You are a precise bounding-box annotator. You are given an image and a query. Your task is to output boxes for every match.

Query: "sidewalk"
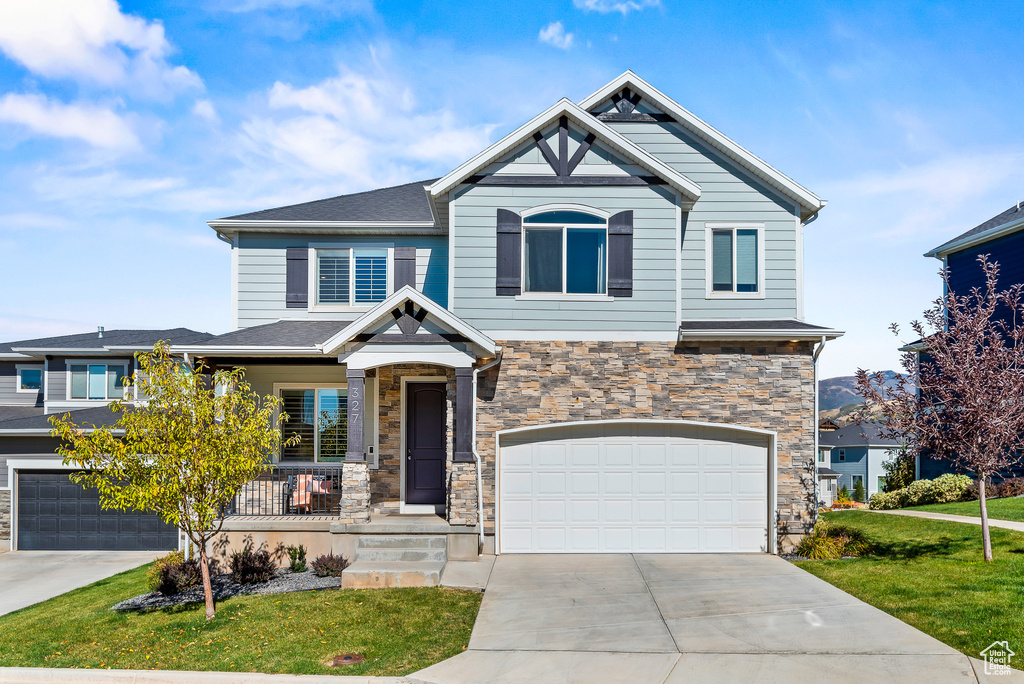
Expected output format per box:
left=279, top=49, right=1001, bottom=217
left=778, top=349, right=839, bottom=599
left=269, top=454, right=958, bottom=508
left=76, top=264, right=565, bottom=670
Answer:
left=868, top=508, right=1024, bottom=533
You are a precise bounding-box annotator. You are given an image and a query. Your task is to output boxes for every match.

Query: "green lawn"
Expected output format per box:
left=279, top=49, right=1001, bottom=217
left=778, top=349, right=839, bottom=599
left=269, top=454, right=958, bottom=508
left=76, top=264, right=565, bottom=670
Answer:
left=795, top=511, right=1024, bottom=658
left=0, top=565, right=481, bottom=676
left=907, top=496, right=1024, bottom=522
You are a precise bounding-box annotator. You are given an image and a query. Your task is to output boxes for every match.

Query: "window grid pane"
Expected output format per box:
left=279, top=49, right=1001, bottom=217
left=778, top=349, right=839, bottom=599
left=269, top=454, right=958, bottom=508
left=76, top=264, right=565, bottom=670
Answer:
left=106, top=366, right=126, bottom=398
left=524, top=228, right=564, bottom=293
left=524, top=210, right=604, bottom=225
left=70, top=365, right=87, bottom=399
left=566, top=228, right=606, bottom=294
left=317, top=249, right=350, bottom=305
left=19, top=368, right=42, bottom=390
left=353, top=249, right=388, bottom=303
left=87, top=365, right=106, bottom=400
left=712, top=230, right=733, bottom=291
left=316, top=389, right=348, bottom=462
left=280, top=390, right=316, bottom=461
left=736, top=229, right=758, bottom=292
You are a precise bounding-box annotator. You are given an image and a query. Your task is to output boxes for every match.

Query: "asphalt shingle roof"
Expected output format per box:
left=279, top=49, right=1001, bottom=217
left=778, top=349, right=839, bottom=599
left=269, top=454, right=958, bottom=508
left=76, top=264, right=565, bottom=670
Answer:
left=818, top=421, right=901, bottom=448
left=219, top=179, right=440, bottom=223
left=0, top=405, right=122, bottom=431
left=0, top=328, right=213, bottom=353
left=187, top=320, right=350, bottom=348
left=929, top=202, right=1024, bottom=255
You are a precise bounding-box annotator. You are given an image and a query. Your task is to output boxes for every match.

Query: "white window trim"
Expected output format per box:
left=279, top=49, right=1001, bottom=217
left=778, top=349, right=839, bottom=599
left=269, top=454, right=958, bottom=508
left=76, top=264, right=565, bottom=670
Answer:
left=521, top=213, right=610, bottom=297
left=704, top=222, right=766, bottom=300
left=65, top=359, right=130, bottom=401
left=274, top=382, right=347, bottom=464
left=15, top=364, right=43, bottom=394
left=307, top=242, right=394, bottom=313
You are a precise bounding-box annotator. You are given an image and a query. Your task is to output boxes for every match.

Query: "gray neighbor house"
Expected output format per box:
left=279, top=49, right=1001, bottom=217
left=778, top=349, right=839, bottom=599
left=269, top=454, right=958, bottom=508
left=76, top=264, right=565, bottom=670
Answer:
left=0, top=72, right=841, bottom=580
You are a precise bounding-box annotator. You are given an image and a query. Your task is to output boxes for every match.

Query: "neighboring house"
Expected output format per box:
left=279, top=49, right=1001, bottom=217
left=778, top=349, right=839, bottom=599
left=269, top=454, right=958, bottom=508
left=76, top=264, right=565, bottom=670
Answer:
left=818, top=422, right=899, bottom=500
left=0, top=72, right=842, bottom=566
left=914, top=202, right=1024, bottom=482
left=0, top=328, right=213, bottom=551
left=818, top=418, right=841, bottom=432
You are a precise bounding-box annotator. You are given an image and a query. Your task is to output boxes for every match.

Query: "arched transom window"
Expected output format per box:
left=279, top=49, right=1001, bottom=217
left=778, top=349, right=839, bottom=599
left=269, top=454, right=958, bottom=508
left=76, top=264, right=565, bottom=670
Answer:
left=522, top=210, right=607, bottom=295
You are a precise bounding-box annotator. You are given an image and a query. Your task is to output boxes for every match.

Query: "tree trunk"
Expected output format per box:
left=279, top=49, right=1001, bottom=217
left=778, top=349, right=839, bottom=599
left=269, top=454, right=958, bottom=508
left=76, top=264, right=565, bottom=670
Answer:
left=198, top=540, right=216, bottom=620
left=979, top=476, right=994, bottom=562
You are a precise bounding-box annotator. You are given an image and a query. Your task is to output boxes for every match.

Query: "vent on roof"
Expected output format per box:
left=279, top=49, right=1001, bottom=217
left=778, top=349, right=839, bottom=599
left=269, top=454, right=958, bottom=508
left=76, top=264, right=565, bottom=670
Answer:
left=97, top=326, right=104, bottom=339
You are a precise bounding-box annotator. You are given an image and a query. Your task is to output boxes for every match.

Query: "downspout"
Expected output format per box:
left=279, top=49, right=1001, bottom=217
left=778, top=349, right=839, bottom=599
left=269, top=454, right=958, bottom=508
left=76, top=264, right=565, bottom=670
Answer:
left=812, top=335, right=828, bottom=520
left=471, top=349, right=503, bottom=550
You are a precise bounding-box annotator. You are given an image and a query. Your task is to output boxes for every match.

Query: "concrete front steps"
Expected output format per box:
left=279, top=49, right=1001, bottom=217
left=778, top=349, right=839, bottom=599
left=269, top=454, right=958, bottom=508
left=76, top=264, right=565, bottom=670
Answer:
left=341, top=534, right=447, bottom=589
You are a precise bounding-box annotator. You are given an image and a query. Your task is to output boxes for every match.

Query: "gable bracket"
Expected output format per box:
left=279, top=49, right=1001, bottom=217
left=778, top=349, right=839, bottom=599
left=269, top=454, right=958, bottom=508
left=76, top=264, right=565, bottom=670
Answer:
left=566, top=132, right=597, bottom=175
left=532, top=131, right=560, bottom=175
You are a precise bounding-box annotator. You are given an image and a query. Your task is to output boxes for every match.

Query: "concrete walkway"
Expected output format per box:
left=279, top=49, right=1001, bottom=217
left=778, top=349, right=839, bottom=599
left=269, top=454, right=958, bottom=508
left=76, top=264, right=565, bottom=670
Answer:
left=870, top=508, right=1024, bottom=532
left=0, top=550, right=160, bottom=616
left=412, top=554, right=1018, bottom=683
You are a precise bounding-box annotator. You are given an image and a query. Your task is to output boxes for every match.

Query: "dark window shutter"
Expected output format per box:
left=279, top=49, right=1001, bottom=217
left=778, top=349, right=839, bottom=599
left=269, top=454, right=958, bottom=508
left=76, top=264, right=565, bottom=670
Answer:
left=495, top=209, right=522, bottom=296
left=608, top=210, right=633, bottom=297
left=286, top=247, right=308, bottom=308
left=394, top=246, right=417, bottom=291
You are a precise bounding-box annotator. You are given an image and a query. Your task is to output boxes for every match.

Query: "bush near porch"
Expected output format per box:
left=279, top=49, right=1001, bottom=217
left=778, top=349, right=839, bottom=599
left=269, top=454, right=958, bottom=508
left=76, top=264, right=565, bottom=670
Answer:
left=0, top=563, right=481, bottom=676
left=795, top=510, right=1024, bottom=659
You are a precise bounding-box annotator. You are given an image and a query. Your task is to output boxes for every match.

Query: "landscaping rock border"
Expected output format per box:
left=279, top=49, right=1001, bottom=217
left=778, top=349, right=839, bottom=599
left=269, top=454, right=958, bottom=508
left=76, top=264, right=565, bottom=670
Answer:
left=112, top=569, right=342, bottom=612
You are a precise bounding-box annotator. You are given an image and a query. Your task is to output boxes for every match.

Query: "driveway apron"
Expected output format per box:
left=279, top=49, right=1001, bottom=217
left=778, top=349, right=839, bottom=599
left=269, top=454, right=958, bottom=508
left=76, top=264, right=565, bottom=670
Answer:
left=413, top=554, right=987, bottom=684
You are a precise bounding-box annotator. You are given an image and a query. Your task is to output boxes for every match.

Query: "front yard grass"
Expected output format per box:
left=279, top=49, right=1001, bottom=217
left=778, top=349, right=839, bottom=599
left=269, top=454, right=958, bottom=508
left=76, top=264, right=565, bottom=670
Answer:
left=0, top=564, right=481, bottom=676
left=906, top=496, right=1024, bottom=522
left=795, top=511, right=1024, bottom=658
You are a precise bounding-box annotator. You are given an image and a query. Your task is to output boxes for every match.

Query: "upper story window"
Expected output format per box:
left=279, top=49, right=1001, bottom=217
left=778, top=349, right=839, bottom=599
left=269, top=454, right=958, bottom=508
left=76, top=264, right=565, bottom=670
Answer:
left=522, top=211, right=607, bottom=295
left=315, top=247, right=389, bottom=307
left=706, top=223, right=763, bottom=298
left=838, top=449, right=846, bottom=461
left=16, top=365, right=42, bottom=393
left=69, top=363, right=128, bottom=400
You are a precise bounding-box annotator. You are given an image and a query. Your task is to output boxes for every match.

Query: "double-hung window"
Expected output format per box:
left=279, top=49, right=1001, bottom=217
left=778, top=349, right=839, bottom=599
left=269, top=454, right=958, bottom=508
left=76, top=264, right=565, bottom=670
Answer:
left=707, top=223, right=762, bottom=296
left=16, top=365, right=42, bottom=393
left=280, top=388, right=348, bottom=462
left=315, top=247, right=389, bottom=307
left=69, top=363, right=127, bottom=400
left=523, top=211, right=607, bottom=295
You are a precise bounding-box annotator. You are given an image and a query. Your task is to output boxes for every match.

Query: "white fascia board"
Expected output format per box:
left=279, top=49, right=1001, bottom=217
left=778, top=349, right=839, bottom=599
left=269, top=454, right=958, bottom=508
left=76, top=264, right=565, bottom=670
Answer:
left=322, top=285, right=499, bottom=356
left=427, top=98, right=701, bottom=202
left=0, top=353, right=35, bottom=360
left=10, top=347, right=110, bottom=354
left=679, top=328, right=844, bottom=341
left=169, top=345, right=325, bottom=356
left=578, top=71, right=825, bottom=219
left=924, top=214, right=1024, bottom=259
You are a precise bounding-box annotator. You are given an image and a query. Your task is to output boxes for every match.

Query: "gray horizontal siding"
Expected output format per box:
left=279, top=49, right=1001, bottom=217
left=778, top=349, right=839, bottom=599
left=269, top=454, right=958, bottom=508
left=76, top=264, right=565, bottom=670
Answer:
left=609, top=119, right=800, bottom=320
left=451, top=184, right=679, bottom=332
left=0, top=362, right=42, bottom=406
left=47, top=358, right=66, bottom=403
left=0, top=437, right=63, bottom=488
left=236, top=234, right=449, bottom=328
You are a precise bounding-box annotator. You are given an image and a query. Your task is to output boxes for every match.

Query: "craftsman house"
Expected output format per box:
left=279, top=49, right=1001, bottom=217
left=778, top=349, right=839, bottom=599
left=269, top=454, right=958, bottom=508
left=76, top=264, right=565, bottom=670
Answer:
left=0, top=72, right=840, bottom=582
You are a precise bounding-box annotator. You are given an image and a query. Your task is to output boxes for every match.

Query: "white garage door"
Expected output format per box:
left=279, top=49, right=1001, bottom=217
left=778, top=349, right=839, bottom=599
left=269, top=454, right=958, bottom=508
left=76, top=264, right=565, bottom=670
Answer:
left=498, top=422, right=771, bottom=554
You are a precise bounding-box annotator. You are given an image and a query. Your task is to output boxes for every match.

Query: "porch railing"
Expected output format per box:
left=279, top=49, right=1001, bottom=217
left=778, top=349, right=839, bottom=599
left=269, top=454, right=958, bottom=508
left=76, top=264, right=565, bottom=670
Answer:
left=227, top=464, right=347, bottom=516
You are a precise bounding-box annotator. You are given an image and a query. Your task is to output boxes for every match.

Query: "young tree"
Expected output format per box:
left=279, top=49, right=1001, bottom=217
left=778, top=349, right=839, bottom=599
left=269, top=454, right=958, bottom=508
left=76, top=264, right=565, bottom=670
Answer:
left=50, top=342, right=293, bottom=619
left=856, top=256, right=1024, bottom=561
left=852, top=478, right=865, bottom=503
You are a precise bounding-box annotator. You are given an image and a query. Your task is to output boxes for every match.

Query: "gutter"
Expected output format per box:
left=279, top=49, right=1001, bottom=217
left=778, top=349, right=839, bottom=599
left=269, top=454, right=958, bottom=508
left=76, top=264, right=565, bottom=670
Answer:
left=471, top=349, right=503, bottom=550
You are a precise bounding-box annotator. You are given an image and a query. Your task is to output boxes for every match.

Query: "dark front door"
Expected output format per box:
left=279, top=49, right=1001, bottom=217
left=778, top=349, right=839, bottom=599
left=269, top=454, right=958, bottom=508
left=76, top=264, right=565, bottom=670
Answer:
left=406, top=382, right=447, bottom=505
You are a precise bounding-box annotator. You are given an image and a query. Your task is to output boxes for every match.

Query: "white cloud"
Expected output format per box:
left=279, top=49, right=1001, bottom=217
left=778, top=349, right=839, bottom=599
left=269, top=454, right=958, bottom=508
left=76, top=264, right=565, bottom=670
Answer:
left=239, top=67, right=495, bottom=186
left=0, top=0, right=202, bottom=99
left=192, top=99, right=219, bottom=124
left=538, top=22, right=574, bottom=50
left=226, top=0, right=372, bottom=11
left=0, top=93, right=139, bottom=150
left=572, top=0, right=659, bottom=15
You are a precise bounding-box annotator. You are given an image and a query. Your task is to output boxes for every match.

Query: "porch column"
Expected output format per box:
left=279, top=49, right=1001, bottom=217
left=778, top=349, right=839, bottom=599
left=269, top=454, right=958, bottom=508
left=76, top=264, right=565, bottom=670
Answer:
left=346, top=368, right=365, bottom=462
left=454, top=367, right=473, bottom=463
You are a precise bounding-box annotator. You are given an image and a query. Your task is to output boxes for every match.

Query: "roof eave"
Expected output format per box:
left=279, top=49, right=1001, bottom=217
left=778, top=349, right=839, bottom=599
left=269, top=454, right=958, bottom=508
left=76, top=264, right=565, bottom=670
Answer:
left=678, top=328, right=844, bottom=341
left=924, top=214, right=1024, bottom=259
left=578, top=71, right=825, bottom=217
left=208, top=220, right=440, bottom=238
left=171, top=346, right=326, bottom=357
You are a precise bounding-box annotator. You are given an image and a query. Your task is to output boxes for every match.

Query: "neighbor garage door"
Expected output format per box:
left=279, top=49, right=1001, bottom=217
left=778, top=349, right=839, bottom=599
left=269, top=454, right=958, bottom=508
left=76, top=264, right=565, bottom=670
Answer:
left=17, top=471, right=179, bottom=551
left=498, top=422, right=771, bottom=554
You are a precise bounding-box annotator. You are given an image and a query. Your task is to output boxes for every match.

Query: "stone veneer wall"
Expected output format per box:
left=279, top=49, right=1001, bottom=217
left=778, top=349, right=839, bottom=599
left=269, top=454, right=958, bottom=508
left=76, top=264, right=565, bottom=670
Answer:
left=0, top=489, right=9, bottom=542
left=474, top=340, right=817, bottom=552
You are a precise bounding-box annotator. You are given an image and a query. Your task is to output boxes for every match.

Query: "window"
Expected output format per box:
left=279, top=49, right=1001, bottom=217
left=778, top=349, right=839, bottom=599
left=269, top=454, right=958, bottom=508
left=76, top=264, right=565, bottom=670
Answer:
left=523, top=211, right=607, bottom=295
left=280, top=388, right=348, bottom=462
left=817, top=451, right=825, bottom=463
left=16, top=365, right=42, bottom=393
left=315, top=247, right=389, bottom=306
left=707, top=223, right=762, bottom=296
left=838, top=449, right=846, bottom=462
left=69, top=363, right=127, bottom=400
left=878, top=476, right=886, bottom=492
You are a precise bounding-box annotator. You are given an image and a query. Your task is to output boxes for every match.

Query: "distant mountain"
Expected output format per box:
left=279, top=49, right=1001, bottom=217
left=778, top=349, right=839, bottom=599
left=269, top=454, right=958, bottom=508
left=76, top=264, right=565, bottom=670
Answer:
left=819, top=371, right=905, bottom=412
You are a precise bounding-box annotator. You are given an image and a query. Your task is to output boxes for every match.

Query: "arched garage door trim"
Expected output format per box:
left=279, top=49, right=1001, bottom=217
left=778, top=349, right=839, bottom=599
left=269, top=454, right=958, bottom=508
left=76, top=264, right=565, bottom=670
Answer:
left=495, top=419, right=778, bottom=555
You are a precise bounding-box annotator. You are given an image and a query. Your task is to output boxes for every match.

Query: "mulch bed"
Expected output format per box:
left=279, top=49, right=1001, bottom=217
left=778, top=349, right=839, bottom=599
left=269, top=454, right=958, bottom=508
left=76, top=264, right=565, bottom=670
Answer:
left=112, top=569, right=343, bottom=612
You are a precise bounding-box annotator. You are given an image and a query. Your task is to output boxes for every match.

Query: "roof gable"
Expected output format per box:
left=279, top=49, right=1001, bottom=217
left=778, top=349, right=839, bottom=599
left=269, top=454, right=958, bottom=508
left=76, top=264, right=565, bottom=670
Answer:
left=578, top=71, right=824, bottom=220
left=926, top=202, right=1024, bottom=258
left=428, top=98, right=701, bottom=202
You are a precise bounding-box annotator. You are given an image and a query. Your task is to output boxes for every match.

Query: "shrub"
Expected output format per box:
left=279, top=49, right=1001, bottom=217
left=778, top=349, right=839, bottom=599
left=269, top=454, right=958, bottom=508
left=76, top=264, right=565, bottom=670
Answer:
left=147, top=550, right=185, bottom=592
left=869, top=474, right=973, bottom=509
left=156, top=559, right=204, bottom=595
left=964, top=476, right=1024, bottom=501
left=287, top=544, right=307, bottom=573
left=839, top=485, right=850, bottom=502
left=311, top=552, right=350, bottom=577
left=229, top=543, right=276, bottom=585
left=796, top=520, right=871, bottom=559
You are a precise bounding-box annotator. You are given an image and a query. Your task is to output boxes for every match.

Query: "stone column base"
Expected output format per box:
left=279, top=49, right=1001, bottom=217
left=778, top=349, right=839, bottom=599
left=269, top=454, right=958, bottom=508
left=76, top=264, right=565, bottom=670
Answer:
left=447, top=461, right=478, bottom=526
left=0, top=489, right=10, bottom=542
left=340, top=462, right=370, bottom=524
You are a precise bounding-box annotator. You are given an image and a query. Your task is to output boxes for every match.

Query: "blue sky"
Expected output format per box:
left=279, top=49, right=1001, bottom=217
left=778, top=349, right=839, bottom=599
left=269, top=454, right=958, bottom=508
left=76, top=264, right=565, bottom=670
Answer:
left=1, top=0, right=1023, bottom=379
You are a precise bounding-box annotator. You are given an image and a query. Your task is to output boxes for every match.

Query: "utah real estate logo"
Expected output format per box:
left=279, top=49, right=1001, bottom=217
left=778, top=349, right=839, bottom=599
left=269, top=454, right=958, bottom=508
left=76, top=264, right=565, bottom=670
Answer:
left=981, top=641, right=1016, bottom=676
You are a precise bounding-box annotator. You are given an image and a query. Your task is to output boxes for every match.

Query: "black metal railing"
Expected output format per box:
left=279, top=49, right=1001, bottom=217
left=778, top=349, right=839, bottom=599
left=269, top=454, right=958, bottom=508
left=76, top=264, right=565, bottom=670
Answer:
left=227, top=464, right=347, bottom=516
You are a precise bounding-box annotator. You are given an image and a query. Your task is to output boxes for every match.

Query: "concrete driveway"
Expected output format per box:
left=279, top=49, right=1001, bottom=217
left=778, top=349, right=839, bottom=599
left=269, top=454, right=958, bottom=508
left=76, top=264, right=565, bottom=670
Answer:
left=413, top=554, right=1000, bottom=683
left=0, top=551, right=160, bottom=617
